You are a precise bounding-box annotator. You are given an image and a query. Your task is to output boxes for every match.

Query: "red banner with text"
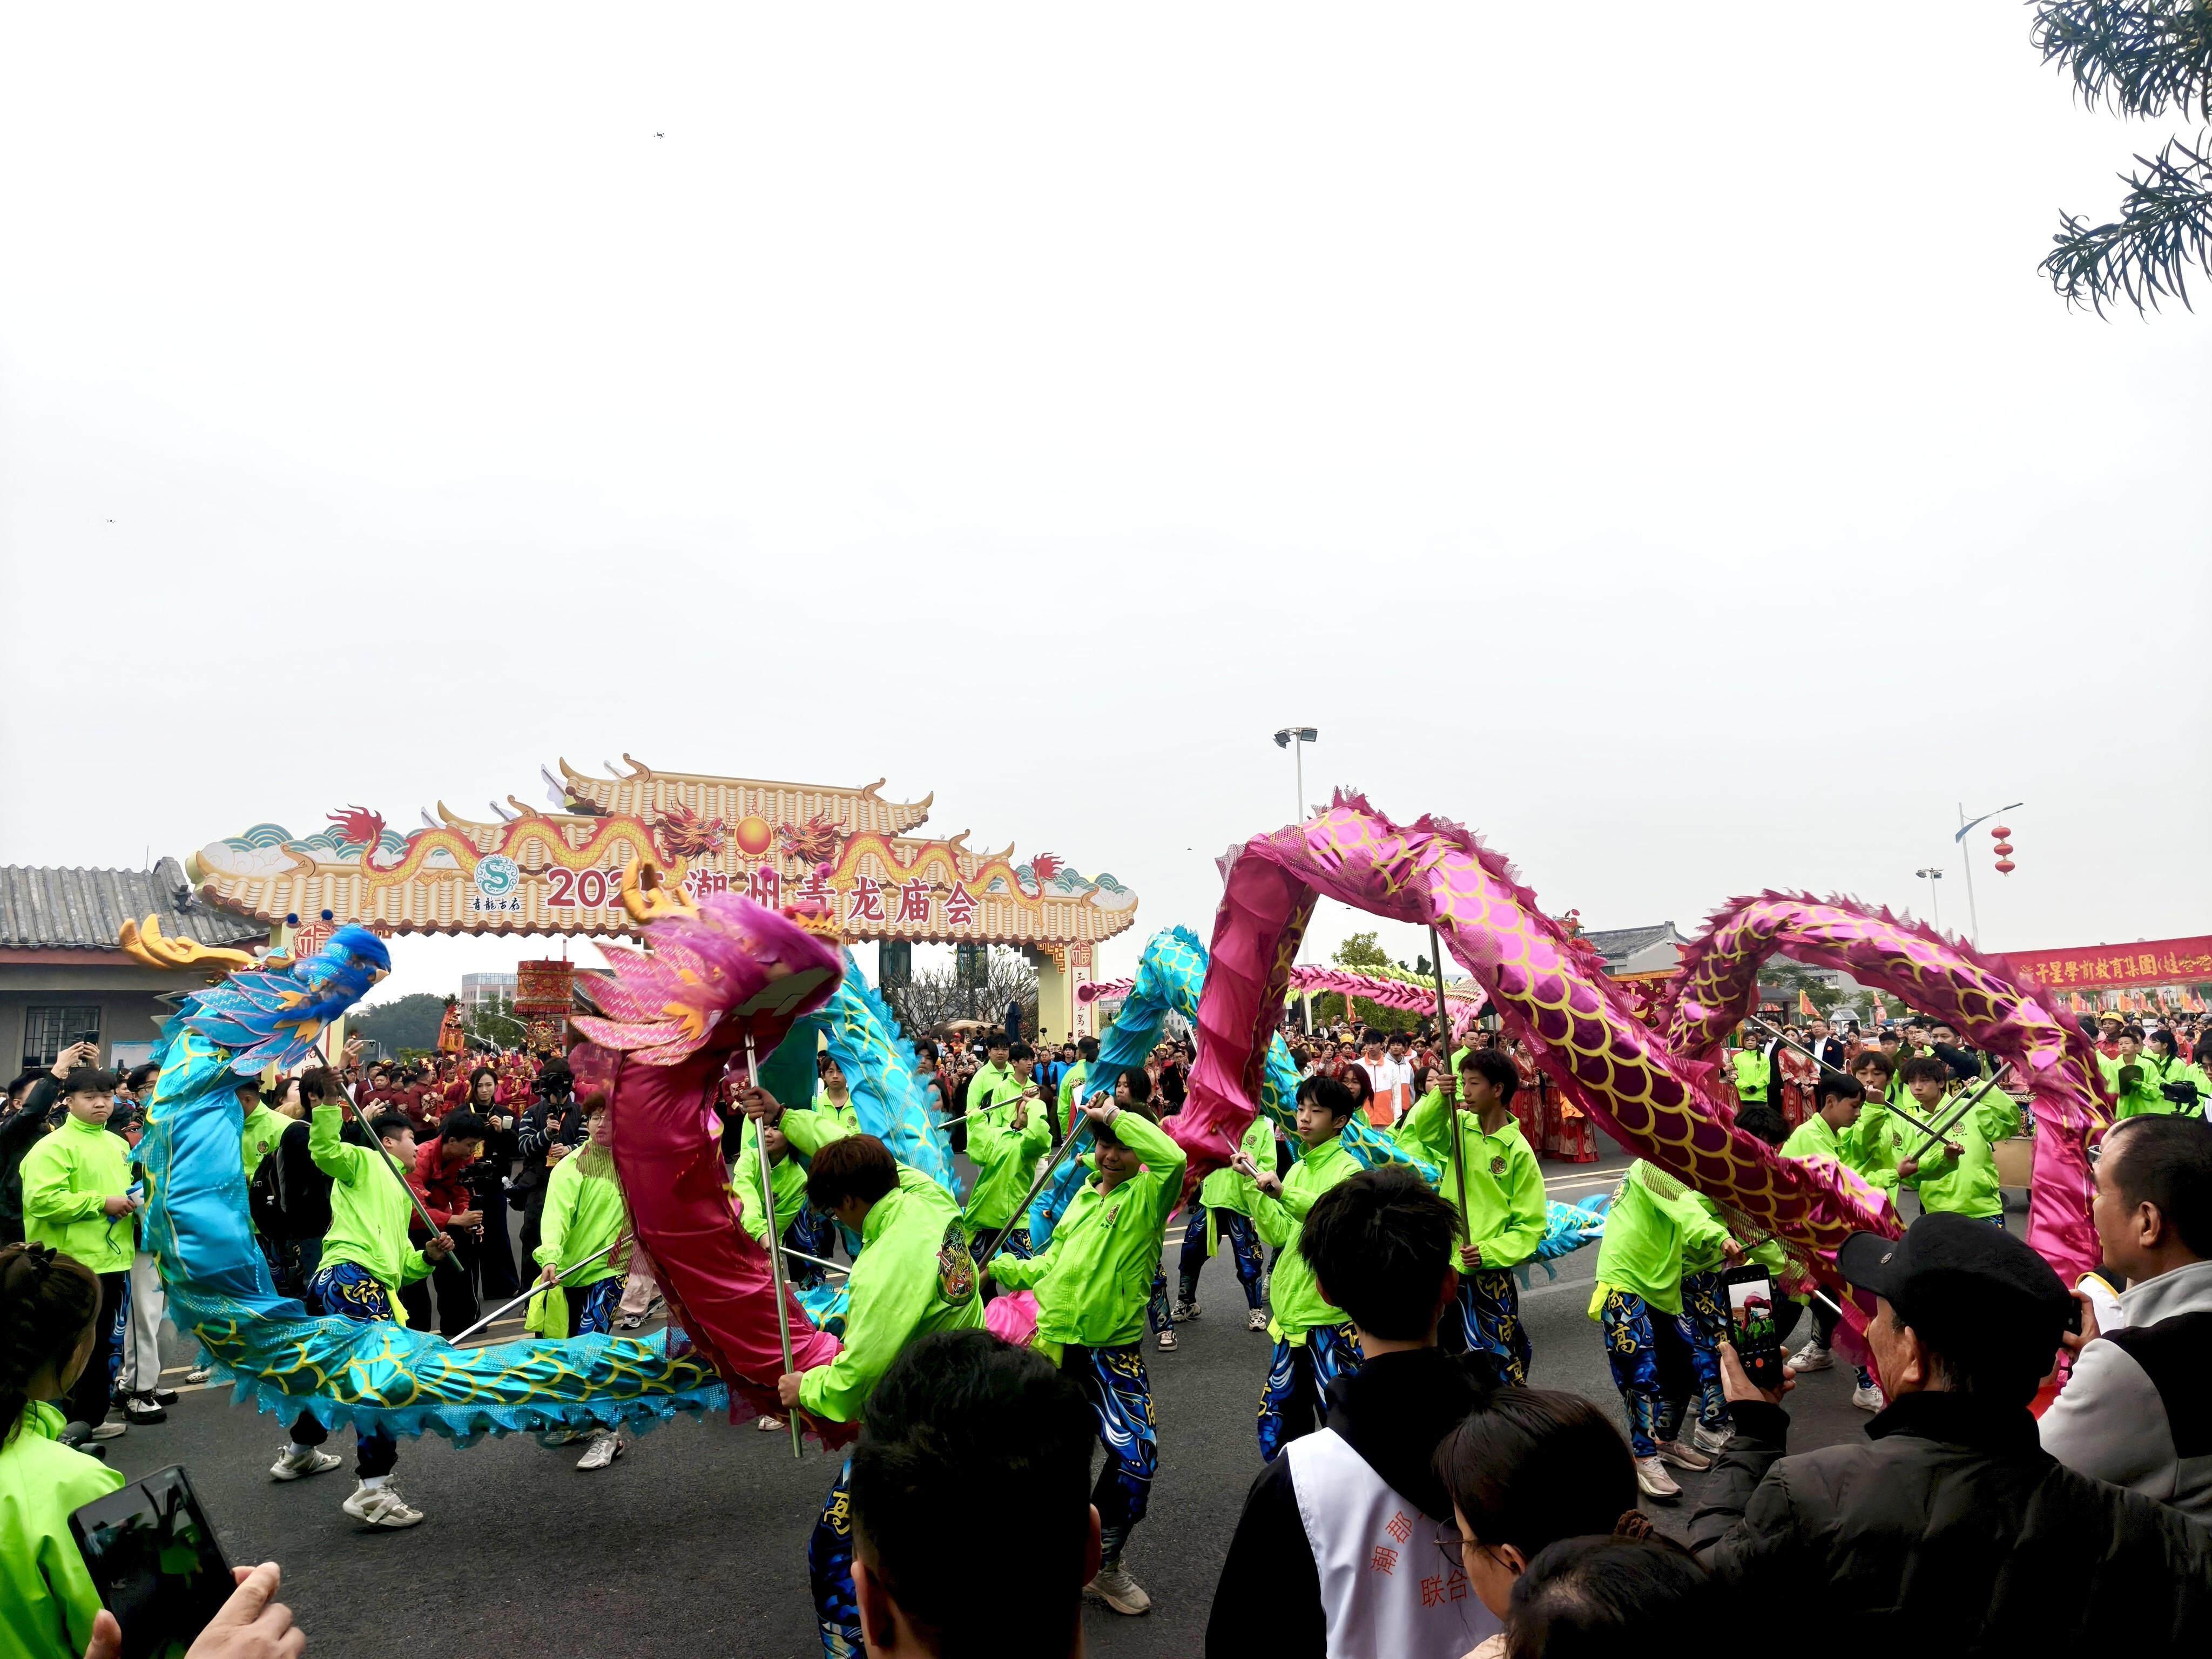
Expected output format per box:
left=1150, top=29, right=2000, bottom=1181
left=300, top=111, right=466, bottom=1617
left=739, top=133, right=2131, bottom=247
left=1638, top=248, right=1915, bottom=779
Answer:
left=2002, top=934, right=2212, bottom=993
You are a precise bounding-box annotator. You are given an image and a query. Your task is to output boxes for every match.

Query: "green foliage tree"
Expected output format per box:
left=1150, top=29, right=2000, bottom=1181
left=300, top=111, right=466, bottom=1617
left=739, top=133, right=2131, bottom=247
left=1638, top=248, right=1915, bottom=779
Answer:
left=347, top=992, right=449, bottom=1056
left=1329, top=932, right=1418, bottom=1034
left=465, top=993, right=527, bottom=1049
left=2034, top=3, right=2212, bottom=313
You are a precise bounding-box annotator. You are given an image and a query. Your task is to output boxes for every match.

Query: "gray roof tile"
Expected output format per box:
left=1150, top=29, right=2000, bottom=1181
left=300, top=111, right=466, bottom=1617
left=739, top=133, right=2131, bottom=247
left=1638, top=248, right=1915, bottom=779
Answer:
left=0, top=858, right=268, bottom=951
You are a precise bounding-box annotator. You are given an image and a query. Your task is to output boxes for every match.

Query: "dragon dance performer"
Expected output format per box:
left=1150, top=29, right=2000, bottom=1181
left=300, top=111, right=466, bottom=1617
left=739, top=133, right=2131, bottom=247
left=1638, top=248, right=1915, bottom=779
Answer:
left=2136, top=1027, right=2209, bottom=1116
left=987, top=1078, right=1187, bottom=1619
left=960, top=1043, right=1050, bottom=1260
left=736, top=1108, right=840, bottom=1436
left=814, top=1055, right=862, bottom=1134
left=1394, top=1047, right=1546, bottom=1385
left=741, top=1088, right=983, bottom=1659
left=1237, top=1075, right=1366, bottom=1462
left=530, top=1094, right=630, bottom=1472
left=267, top=1087, right=455, bottom=1529
left=1895, top=1055, right=2019, bottom=1223
left=1777, top=1075, right=1890, bottom=1408
left=1173, top=1108, right=1271, bottom=1330
left=1587, top=1159, right=1742, bottom=1500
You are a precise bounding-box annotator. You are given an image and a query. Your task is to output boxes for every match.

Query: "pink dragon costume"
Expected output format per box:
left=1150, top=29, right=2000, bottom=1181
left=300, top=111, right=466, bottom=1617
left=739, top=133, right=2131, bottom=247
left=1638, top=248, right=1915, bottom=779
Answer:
left=1174, top=793, right=2109, bottom=1302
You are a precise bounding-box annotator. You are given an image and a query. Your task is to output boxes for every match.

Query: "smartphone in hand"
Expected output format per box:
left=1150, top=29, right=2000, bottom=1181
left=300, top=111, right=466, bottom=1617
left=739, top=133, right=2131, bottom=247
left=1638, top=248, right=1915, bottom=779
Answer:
left=70, top=1464, right=233, bottom=1659
left=1721, top=1265, right=1784, bottom=1394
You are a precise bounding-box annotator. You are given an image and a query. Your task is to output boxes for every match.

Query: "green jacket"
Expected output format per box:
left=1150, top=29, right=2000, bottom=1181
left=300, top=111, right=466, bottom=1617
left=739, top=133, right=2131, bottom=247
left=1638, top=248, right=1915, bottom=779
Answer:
left=1394, top=1091, right=1547, bottom=1269
left=534, top=1149, right=628, bottom=1286
left=19, top=1115, right=134, bottom=1274
left=1590, top=1161, right=1730, bottom=1316
left=1057, top=1061, right=1089, bottom=1130
left=1249, top=1134, right=1363, bottom=1342
left=2112, top=1053, right=2188, bottom=1118
left=309, top=1102, right=433, bottom=1319
left=813, top=1093, right=861, bottom=1135
left=992, top=1108, right=1187, bottom=1349
left=736, top=1116, right=812, bottom=1245
left=1, top=1404, right=127, bottom=1659
left=1730, top=1048, right=1771, bottom=1104
left=1779, top=1109, right=1899, bottom=1195
left=795, top=1165, right=983, bottom=1423
left=240, top=1104, right=290, bottom=1183
left=961, top=1082, right=1051, bottom=1231
left=1198, top=1112, right=1274, bottom=1216
left=1901, top=1088, right=2020, bottom=1220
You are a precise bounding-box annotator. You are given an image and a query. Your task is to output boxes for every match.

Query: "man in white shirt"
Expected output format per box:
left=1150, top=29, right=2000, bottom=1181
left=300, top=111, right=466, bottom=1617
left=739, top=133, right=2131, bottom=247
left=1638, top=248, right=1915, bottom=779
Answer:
left=1357, top=1032, right=1415, bottom=1128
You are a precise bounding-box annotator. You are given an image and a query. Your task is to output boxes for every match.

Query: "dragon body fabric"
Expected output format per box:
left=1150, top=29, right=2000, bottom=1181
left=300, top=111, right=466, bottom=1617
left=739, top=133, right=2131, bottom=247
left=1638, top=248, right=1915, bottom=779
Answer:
left=1184, top=795, right=2107, bottom=1293
left=138, top=928, right=729, bottom=1441
left=569, top=898, right=852, bottom=1435
left=1030, top=925, right=1436, bottom=1249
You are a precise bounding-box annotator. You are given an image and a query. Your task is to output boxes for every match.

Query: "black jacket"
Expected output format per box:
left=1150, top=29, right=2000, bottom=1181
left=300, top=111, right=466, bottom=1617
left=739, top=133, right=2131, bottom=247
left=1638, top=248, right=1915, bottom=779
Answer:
left=1206, top=1347, right=1488, bottom=1657
left=1691, top=1391, right=2212, bottom=1654
left=0, top=1077, right=62, bottom=1230
left=511, top=1098, right=582, bottom=1199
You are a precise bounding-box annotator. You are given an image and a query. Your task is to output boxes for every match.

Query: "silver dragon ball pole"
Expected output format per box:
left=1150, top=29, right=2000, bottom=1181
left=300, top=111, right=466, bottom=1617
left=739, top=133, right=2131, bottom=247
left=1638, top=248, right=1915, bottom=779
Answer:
left=339, top=1089, right=450, bottom=1245
left=1429, top=928, right=1474, bottom=1251
left=747, top=1033, right=805, bottom=1460
left=449, top=1235, right=626, bottom=1345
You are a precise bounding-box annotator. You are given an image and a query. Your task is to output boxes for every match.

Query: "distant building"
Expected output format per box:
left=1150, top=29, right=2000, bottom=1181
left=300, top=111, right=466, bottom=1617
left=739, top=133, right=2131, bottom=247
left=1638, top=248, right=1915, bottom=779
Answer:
left=460, top=971, right=518, bottom=1009
left=0, top=860, right=269, bottom=1073
left=1581, top=922, right=1693, bottom=979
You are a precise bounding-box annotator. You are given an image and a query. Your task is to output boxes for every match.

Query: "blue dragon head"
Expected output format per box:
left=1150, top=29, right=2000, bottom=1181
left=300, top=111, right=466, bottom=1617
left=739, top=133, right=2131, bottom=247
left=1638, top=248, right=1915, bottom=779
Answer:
left=183, top=925, right=392, bottom=1075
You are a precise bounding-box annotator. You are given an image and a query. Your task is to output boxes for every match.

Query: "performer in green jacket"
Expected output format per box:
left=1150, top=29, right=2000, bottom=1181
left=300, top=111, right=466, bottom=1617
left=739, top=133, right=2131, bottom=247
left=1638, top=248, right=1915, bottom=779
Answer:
left=1588, top=1158, right=1741, bottom=1499
left=1394, top=1047, right=1547, bottom=1384
left=960, top=1042, right=1051, bottom=1259
left=745, top=1090, right=983, bottom=1659
left=1896, top=1055, right=2019, bottom=1221
left=1173, top=1108, right=1272, bottom=1328
left=990, top=1077, right=1185, bottom=1618
left=1238, top=1074, right=1367, bottom=1462
left=532, top=1096, right=631, bottom=1471
left=1777, top=1074, right=1885, bottom=1407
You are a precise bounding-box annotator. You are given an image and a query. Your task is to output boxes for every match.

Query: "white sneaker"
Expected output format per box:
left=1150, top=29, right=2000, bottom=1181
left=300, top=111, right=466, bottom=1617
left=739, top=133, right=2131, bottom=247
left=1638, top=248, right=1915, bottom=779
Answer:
left=1246, top=1308, right=1269, bottom=1332
left=1085, top=1561, right=1152, bottom=1615
left=575, top=1432, right=624, bottom=1471
left=1851, top=1382, right=1886, bottom=1412
left=1786, top=1343, right=1833, bottom=1374
left=756, top=1414, right=786, bottom=1433
left=269, top=1445, right=345, bottom=1482
left=1634, top=1455, right=1681, bottom=1499
left=1691, top=1422, right=1733, bottom=1456
left=1171, top=1298, right=1200, bottom=1321
left=185, top=1367, right=212, bottom=1385
left=342, top=1482, right=424, bottom=1529
left=1156, top=1328, right=1177, bottom=1352
left=89, top=1413, right=126, bottom=1441
left=1654, top=1438, right=1711, bottom=1472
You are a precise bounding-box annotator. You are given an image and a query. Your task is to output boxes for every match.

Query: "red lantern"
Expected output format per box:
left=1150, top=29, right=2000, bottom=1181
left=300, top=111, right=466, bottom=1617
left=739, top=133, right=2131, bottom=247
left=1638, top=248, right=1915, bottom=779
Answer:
left=1994, top=858, right=2015, bottom=875
left=1992, top=841, right=2013, bottom=857
left=1991, top=824, right=2010, bottom=839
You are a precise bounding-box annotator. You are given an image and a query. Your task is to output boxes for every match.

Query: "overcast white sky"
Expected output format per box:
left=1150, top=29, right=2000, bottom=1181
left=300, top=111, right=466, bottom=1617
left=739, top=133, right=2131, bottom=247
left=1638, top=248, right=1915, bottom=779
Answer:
left=3, top=6, right=2206, bottom=1009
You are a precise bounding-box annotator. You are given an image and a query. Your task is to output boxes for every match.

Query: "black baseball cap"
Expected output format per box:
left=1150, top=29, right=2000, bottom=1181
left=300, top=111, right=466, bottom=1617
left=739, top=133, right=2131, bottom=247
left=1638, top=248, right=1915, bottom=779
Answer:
left=1838, top=1212, right=2071, bottom=1348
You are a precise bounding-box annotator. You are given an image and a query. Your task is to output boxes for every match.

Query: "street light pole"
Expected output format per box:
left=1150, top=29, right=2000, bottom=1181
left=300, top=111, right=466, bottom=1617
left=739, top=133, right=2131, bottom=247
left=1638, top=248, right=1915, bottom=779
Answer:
left=1272, top=726, right=1319, bottom=822
left=1951, top=800, right=2024, bottom=945
left=1914, top=867, right=1944, bottom=933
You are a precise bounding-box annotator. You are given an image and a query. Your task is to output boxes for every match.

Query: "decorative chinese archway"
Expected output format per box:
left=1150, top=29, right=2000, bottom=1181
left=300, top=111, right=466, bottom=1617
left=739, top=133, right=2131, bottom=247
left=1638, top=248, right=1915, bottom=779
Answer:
left=184, top=756, right=1138, bottom=1041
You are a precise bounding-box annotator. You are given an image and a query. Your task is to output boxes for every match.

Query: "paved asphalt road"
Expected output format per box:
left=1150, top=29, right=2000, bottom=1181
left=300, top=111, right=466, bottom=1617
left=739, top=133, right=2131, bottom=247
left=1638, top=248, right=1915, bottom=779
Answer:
left=109, top=1144, right=1957, bottom=1659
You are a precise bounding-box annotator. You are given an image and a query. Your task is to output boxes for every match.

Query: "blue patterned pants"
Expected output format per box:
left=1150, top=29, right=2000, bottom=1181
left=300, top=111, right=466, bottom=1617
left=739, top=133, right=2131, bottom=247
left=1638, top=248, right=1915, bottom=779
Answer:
left=1678, top=1271, right=1732, bottom=1436
left=1256, top=1324, right=1363, bottom=1461
left=1064, top=1343, right=1158, bottom=1557
left=808, top=1460, right=860, bottom=1659
left=1599, top=1285, right=1722, bottom=1459
left=289, top=1262, right=399, bottom=1478
left=563, top=1274, right=623, bottom=1336
left=1177, top=1208, right=1264, bottom=1309
left=786, top=1208, right=837, bottom=1289
left=969, top=1223, right=1034, bottom=1262
left=1441, top=1266, right=1530, bottom=1385
left=1145, top=1266, right=1174, bottom=1336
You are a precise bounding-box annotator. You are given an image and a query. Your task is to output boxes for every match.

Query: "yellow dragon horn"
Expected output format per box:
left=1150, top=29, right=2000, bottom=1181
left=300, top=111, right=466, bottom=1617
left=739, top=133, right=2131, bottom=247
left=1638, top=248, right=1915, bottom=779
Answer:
left=118, top=916, right=258, bottom=973
left=617, top=857, right=698, bottom=925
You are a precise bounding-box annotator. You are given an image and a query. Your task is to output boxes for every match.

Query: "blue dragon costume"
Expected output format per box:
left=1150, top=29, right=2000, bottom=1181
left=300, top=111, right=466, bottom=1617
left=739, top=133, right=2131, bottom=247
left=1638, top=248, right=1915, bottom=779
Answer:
left=137, top=927, right=727, bottom=1442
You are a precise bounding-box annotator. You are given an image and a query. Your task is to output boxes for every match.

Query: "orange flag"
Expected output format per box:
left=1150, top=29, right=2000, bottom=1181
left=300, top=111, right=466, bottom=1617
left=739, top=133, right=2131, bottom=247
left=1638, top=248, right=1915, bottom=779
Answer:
left=1798, top=990, right=1818, bottom=1017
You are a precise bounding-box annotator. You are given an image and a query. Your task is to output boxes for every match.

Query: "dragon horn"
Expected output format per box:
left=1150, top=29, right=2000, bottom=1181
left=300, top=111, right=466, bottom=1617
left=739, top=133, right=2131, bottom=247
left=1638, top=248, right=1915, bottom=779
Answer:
left=118, top=915, right=258, bottom=973
left=617, top=856, right=698, bottom=925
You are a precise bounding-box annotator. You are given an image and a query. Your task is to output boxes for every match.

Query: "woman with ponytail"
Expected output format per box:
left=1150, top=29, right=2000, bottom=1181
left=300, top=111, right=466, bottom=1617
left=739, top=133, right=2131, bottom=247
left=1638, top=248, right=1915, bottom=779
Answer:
left=0, top=1240, right=127, bottom=1658
left=1432, top=1387, right=1644, bottom=1658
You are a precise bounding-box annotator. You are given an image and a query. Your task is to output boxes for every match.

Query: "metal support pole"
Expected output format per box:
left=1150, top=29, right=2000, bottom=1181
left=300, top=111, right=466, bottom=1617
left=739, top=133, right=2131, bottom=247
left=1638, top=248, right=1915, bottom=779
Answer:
left=1956, top=803, right=1981, bottom=945
left=450, top=1236, right=625, bottom=1345
left=1294, top=739, right=1305, bottom=824
left=1903, top=1062, right=2014, bottom=1163
left=747, top=1033, right=804, bottom=1460
left=1429, top=927, right=1473, bottom=1250
left=780, top=1246, right=852, bottom=1279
